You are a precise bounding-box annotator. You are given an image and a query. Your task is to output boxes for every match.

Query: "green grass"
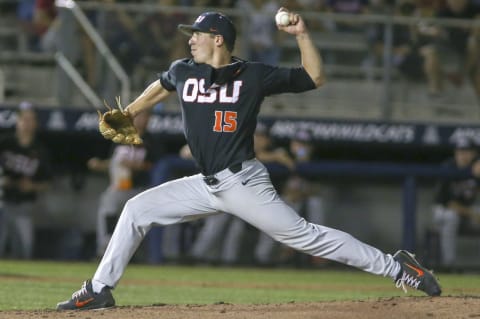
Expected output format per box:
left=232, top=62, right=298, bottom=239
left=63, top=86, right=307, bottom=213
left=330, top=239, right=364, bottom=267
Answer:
left=0, top=260, right=479, bottom=310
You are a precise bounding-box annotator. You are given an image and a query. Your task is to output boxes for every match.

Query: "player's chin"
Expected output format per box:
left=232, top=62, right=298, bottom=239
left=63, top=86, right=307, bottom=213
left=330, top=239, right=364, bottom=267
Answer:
left=192, top=56, right=204, bottom=64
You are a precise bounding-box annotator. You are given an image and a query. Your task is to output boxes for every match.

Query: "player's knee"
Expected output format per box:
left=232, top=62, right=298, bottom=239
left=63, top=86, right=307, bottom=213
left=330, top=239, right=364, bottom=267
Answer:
left=122, top=197, right=142, bottom=219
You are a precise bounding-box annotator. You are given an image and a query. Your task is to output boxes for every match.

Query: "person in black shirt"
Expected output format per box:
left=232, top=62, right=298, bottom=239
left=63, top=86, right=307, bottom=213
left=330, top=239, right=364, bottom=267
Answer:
left=0, top=102, right=52, bottom=259
left=432, top=139, right=480, bottom=267
left=57, top=8, right=441, bottom=311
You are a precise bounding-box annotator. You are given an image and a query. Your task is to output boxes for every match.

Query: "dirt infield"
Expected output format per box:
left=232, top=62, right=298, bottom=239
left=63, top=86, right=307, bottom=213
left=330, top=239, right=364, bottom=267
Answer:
left=1, top=296, right=479, bottom=319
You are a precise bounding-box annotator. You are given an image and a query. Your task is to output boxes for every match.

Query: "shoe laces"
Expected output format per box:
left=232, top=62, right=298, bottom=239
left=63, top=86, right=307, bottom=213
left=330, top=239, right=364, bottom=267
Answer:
left=72, top=281, right=89, bottom=300
left=395, top=271, right=421, bottom=293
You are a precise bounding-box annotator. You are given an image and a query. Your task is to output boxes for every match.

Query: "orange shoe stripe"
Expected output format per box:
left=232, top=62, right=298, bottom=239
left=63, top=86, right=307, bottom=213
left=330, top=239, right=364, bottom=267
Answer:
left=405, top=263, right=424, bottom=277
left=75, top=297, right=94, bottom=308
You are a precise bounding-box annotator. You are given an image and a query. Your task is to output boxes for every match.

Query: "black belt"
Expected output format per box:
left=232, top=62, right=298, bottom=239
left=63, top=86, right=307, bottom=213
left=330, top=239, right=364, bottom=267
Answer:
left=203, top=163, right=242, bottom=186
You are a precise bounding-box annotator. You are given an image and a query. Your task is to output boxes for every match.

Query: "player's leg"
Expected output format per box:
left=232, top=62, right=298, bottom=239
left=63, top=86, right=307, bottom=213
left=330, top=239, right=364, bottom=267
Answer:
left=254, top=231, right=276, bottom=265
left=5, top=203, right=34, bottom=259
left=433, top=205, right=459, bottom=267
left=93, top=174, right=219, bottom=289
left=190, top=214, right=231, bottom=263
left=220, top=217, right=246, bottom=264
left=95, top=189, right=119, bottom=257
left=219, top=161, right=398, bottom=277
left=231, top=194, right=400, bottom=277
left=96, top=188, right=140, bottom=257
left=254, top=201, right=301, bottom=265
left=221, top=160, right=440, bottom=295
left=57, top=174, right=220, bottom=310
left=13, top=213, right=34, bottom=259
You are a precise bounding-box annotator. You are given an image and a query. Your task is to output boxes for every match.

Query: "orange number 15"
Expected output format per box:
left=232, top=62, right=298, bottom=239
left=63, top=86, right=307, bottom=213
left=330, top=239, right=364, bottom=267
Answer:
left=213, top=110, right=237, bottom=132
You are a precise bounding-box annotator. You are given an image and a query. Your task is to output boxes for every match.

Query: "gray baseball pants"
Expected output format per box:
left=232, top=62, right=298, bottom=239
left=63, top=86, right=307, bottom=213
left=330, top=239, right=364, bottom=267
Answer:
left=94, top=158, right=400, bottom=288
left=0, top=202, right=36, bottom=259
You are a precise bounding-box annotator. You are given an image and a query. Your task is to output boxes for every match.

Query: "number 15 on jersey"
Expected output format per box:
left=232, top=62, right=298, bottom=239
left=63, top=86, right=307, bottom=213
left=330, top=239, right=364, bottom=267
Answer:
left=213, top=110, right=237, bottom=132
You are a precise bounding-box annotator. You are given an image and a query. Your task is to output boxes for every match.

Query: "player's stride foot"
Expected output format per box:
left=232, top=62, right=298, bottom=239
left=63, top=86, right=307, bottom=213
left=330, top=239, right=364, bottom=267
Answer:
left=393, top=250, right=441, bottom=296
left=56, top=280, right=115, bottom=310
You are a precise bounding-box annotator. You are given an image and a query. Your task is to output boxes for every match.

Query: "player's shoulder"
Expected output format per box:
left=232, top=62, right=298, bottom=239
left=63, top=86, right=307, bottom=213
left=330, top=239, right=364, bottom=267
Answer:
left=237, top=58, right=270, bottom=69
left=168, top=58, right=192, bottom=70
left=233, top=58, right=278, bottom=75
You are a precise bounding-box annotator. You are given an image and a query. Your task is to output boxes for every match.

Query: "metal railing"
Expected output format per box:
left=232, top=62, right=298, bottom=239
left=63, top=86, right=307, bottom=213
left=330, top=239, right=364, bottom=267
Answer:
left=54, top=52, right=102, bottom=107
left=56, top=0, right=130, bottom=106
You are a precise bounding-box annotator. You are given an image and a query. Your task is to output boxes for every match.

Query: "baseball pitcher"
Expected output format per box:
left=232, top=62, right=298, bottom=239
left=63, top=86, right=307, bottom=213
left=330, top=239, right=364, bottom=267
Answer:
left=57, top=8, right=441, bottom=310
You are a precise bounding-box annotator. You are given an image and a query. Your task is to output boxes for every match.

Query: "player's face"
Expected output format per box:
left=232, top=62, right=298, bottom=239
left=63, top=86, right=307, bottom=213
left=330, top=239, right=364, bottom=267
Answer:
left=254, top=133, right=271, bottom=152
left=16, top=109, right=37, bottom=136
left=188, top=31, right=215, bottom=64
left=455, top=149, right=477, bottom=168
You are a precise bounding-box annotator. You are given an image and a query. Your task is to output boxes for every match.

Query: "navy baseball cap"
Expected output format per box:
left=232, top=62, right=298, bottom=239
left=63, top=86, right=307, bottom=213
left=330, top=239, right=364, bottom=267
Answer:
left=455, top=139, right=476, bottom=150
left=178, top=12, right=236, bottom=51
left=293, top=130, right=313, bottom=143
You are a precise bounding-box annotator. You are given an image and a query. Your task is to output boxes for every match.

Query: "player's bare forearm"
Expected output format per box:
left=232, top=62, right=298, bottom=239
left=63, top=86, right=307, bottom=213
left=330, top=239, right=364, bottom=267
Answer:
left=276, top=8, right=325, bottom=87
left=125, top=80, right=171, bottom=117
left=121, top=159, right=153, bottom=171
left=448, top=201, right=475, bottom=217
left=87, top=157, right=110, bottom=172
left=296, top=31, right=325, bottom=87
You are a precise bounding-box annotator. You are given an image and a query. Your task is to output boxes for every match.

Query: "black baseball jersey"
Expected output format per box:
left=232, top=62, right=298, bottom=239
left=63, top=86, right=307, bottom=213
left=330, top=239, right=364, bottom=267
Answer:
left=0, top=133, right=52, bottom=203
left=160, top=57, right=316, bottom=175
left=434, top=158, right=479, bottom=207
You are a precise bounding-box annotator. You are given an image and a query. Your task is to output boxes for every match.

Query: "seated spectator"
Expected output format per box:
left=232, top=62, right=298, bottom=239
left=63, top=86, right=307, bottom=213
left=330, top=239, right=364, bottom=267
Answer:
left=320, top=0, right=372, bottom=66
left=368, top=0, right=444, bottom=95
left=324, top=0, right=370, bottom=32
left=235, top=0, right=282, bottom=64
left=16, top=0, right=39, bottom=51
left=424, top=0, right=480, bottom=99
left=135, top=0, right=189, bottom=86
left=33, top=0, right=96, bottom=104
left=16, top=0, right=56, bottom=52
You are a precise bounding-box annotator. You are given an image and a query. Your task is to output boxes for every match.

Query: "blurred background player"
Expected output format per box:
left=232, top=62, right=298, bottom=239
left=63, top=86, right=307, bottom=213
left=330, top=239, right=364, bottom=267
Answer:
left=0, top=102, right=52, bottom=259
left=87, top=110, right=163, bottom=257
left=430, top=139, right=480, bottom=268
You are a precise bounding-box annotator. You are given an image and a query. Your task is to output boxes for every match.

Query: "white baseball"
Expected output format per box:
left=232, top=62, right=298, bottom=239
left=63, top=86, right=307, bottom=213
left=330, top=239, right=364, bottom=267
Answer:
left=275, top=11, right=290, bottom=26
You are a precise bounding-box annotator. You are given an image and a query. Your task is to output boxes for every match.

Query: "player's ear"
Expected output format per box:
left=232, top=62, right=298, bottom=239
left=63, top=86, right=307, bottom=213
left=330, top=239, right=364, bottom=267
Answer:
left=214, top=34, right=225, bottom=48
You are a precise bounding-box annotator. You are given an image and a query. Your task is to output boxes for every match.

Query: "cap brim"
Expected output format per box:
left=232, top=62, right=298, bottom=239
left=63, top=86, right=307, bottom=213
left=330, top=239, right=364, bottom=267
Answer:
left=178, top=24, right=200, bottom=36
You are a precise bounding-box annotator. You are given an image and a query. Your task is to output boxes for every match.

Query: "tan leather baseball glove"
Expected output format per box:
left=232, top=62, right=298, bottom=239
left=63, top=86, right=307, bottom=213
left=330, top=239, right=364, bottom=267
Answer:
left=98, top=97, right=143, bottom=145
